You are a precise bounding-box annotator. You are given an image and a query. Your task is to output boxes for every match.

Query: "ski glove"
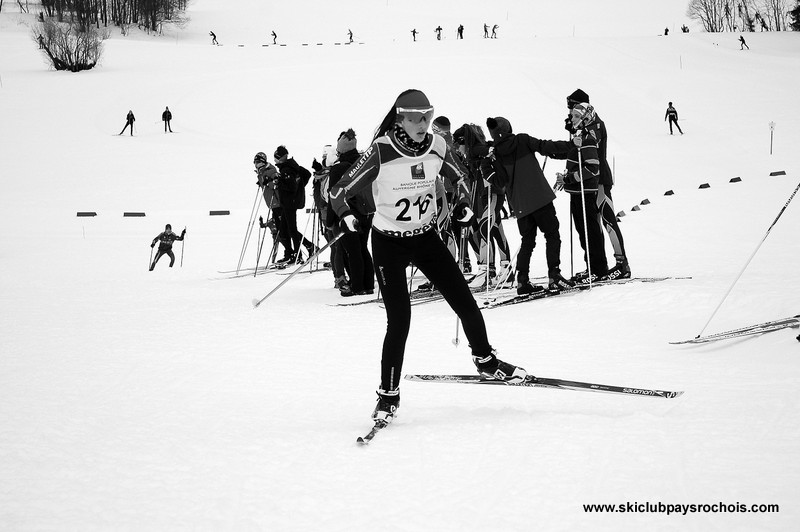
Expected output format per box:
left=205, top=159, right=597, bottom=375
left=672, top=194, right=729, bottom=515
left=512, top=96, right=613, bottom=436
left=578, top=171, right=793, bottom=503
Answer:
left=150, top=243, right=155, bottom=248
left=553, top=173, right=565, bottom=191
left=341, top=213, right=360, bottom=233
left=456, top=204, right=474, bottom=224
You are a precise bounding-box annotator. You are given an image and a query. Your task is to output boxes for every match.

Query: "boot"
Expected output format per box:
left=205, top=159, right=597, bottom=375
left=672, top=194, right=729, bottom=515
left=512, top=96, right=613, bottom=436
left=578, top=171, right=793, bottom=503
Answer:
left=473, top=350, right=527, bottom=383
left=372, top=388, right=400, bottom=423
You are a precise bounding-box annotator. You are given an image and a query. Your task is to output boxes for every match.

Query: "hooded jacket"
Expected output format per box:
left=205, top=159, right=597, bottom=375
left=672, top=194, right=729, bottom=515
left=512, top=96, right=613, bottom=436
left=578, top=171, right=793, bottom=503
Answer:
left=488, top=132, right=556, bottom=218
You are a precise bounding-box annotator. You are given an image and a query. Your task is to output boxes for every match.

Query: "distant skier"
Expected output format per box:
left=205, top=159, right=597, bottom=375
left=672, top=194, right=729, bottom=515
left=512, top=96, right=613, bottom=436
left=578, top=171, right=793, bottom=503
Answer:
left=37, top=34, right=44, bottom=49
left=491, top=25, right=499, bottom=38
left=484, top=23, right=489, bottom=38
left=348, top=29, right=353, bottom=43
left=271, top=31, right=277, bottom=44
left=119, top=110, right=135, bottom=136
left=411, top=28, right=418, bottom=41
left=162, top=106, right=172, bottom=133
left=664, top=27, right=669, bottom=36
left=209, top=31, right=218, bottom=45
left=664, top=102, right=683, bottom=135
left=457, top=24, right=464, bottom=39
left=739, top=35, right=749, bottom=50
left=435, top=26, right=442, bottom=40
left=150, top=224, right=185, bottom=270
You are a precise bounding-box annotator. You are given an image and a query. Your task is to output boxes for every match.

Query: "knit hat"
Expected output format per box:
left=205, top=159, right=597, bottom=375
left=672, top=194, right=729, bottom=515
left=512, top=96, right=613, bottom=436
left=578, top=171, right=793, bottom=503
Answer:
left=165, top=224, right=172, bottom=230
left=394, top=89, right=432, bottom=112
left=273, top=145, right=289, bottom=161
left=567, top=89, right=590, bottom=108
left=336, top=128, right=357, bottom=154
left=486, top=117, right=512, bottom=141
left=253, top=152, right=268, bottom=166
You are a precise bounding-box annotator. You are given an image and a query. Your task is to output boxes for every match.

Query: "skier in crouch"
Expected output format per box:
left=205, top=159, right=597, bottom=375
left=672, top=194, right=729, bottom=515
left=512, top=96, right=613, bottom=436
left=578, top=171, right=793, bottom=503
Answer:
left=329, top=89, right=527, bottom=424
left=150, top=224, right=185, bottom=270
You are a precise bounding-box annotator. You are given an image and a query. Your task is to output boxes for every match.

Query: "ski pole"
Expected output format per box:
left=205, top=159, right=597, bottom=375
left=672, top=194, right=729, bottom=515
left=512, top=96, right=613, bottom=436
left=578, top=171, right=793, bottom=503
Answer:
left=237, top=188, right=263, bottom=274
left=180, top=226, right=186, bottom=267
left=576, top=136, right=593, bottom=289
left=253, top=231, right=345, bottom=308
left=696, top=180, right=800, bottom=338
left=149, top=246, right=154, bottom=270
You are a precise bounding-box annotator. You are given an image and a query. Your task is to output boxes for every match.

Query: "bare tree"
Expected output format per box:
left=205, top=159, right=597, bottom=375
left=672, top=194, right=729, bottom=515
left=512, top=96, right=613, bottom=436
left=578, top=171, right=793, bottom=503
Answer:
left=32, top=17, right=109, bottom=72
left=687, top=0, right=727, bottom=32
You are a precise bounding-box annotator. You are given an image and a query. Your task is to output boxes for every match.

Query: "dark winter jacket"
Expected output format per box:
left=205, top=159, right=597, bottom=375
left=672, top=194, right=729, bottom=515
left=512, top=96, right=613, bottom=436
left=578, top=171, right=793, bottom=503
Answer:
left=486, top=133, right=556, bottom=218
left=162, top=109, right=172, bottom=122
left=528, top=131, right=601, bottom=194
left=126, top=111, right=135, bottom=124
left=585, top=115, right=613, bottom=187
left=274, top=157, right=306, bottom=209
left=256, top=162, right=280, bottom=209
left=151, top=229, right=184, bottom=250
left=326, top=148, right=373, bottom=226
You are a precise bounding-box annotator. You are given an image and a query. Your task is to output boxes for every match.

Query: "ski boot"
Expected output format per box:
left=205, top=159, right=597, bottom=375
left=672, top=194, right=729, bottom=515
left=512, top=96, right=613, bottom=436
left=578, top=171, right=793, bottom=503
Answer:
left=372, top=388, right=400, bottom=423
left=473, top=350, right=527, bottom=383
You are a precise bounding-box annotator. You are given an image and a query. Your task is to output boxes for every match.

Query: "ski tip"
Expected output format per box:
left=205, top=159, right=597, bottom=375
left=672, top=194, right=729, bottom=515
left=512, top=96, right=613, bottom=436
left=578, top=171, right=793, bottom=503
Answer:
left=356, top=437, right=369, bottom=445
left=251, top=298, right=261, bottom=308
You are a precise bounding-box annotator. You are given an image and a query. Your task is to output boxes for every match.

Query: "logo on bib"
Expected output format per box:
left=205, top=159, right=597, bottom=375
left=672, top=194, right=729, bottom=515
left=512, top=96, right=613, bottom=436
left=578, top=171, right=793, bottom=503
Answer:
left=410, top=163, right=425, bottom=180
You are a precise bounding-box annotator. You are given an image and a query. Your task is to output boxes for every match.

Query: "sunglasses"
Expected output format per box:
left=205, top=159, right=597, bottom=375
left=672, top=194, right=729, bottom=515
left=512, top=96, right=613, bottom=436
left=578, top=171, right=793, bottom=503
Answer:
left=397, top=107, right=434, bottom=122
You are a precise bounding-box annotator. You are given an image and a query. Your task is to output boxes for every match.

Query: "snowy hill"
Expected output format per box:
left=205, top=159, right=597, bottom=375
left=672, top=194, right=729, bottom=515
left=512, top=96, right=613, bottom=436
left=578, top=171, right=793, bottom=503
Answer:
left=1, top=0, right=799, bottom=530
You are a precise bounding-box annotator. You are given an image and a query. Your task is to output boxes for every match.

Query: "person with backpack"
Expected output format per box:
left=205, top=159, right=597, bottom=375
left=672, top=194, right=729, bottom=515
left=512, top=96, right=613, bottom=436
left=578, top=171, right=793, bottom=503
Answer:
left=326, top=129, right=375, bottom=296
left=150, top=224, right=185, bottom=270
left=329, top=89, right=528, bottom=425
left=273, top=146, right=316, bottom=264
left=483, top=117, right=573, bottom=294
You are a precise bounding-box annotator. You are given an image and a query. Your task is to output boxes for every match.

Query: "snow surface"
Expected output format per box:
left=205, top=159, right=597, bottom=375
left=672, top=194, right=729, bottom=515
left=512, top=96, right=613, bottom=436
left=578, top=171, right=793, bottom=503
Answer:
left=1, top=0, right=799, bottom=530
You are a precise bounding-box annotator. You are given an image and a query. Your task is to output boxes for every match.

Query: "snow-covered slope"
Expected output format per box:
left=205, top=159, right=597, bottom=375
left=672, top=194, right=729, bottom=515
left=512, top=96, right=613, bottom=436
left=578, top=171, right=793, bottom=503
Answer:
left=1, top=1, right=798, bottom=530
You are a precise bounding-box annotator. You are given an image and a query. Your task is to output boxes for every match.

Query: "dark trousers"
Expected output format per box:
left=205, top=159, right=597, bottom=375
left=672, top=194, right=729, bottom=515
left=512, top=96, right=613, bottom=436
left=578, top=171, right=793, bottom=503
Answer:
left=120, top=122, right=133, bottom=136
left=151, top=248, right=175, bottom=269
left=570, top=192, right=608, bottom=275
left=164, top=120, right=172, bottom=132
left=516, top=201, right=561, bottom=282
left=372, top=230, right=491, bottom=391
left=668, top=117, right=682, bottom=134
left=340, top=214, right=375, bottom=292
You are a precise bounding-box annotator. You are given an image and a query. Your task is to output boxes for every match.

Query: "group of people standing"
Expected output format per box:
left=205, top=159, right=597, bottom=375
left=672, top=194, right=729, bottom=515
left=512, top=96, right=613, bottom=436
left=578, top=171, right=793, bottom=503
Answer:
left=412, top=23, right=498, bottom=41
left=246, top=88, right=637, bottom=423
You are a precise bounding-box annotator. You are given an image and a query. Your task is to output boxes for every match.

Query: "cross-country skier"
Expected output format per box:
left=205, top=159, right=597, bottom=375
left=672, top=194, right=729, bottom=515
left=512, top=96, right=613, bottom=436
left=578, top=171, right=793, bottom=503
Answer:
left=119, top=110, right=135, bottom=136
left=162, top=106, right=172, bottom=133
left=483, top=117, right=573, bottom=294
left=150, top=224, right=185, bottom=270
left=326, top=129, right=375, bottom=296
left=566, top=89, right=630, bottom=279
left=665, top=102, right=683, bottom=135
left=274, top=146, right=316, bottom=264
left=329, top=89, right=527, bottom=424
left=254, top=152, right=288, bottom=263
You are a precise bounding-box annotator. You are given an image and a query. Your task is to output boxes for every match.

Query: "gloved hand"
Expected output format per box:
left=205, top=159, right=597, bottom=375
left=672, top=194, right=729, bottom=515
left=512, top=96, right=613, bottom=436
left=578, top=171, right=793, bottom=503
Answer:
left=341, top=213, right=360, bottom=233
left=456, top=204, right=474, bottom=224
left=151, top=243, right=155, bottom=248
left=182, top=229, right=186, bottom=236
left=553, top=173, right=565, bottom=191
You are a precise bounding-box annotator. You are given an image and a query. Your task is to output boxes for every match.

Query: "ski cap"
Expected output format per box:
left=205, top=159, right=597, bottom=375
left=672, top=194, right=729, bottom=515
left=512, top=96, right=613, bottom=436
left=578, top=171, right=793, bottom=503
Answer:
left=395, top=89, right=433, bottom=122
left=567, top=88, right=590, bottom=109
left=432, top=116, right=451, bottom=136
left=254, top=152, right=268, bottom=166
left=274, top=145, right=289, bottom=161
left=165, top=224, right=172, bottom=230
left=486, top=117, right=512, bottom=141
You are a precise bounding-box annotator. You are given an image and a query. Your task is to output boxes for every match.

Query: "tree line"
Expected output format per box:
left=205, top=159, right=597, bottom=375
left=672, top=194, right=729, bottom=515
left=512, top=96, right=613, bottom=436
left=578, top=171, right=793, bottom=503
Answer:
left=687, top=0, right=799, bottom=32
